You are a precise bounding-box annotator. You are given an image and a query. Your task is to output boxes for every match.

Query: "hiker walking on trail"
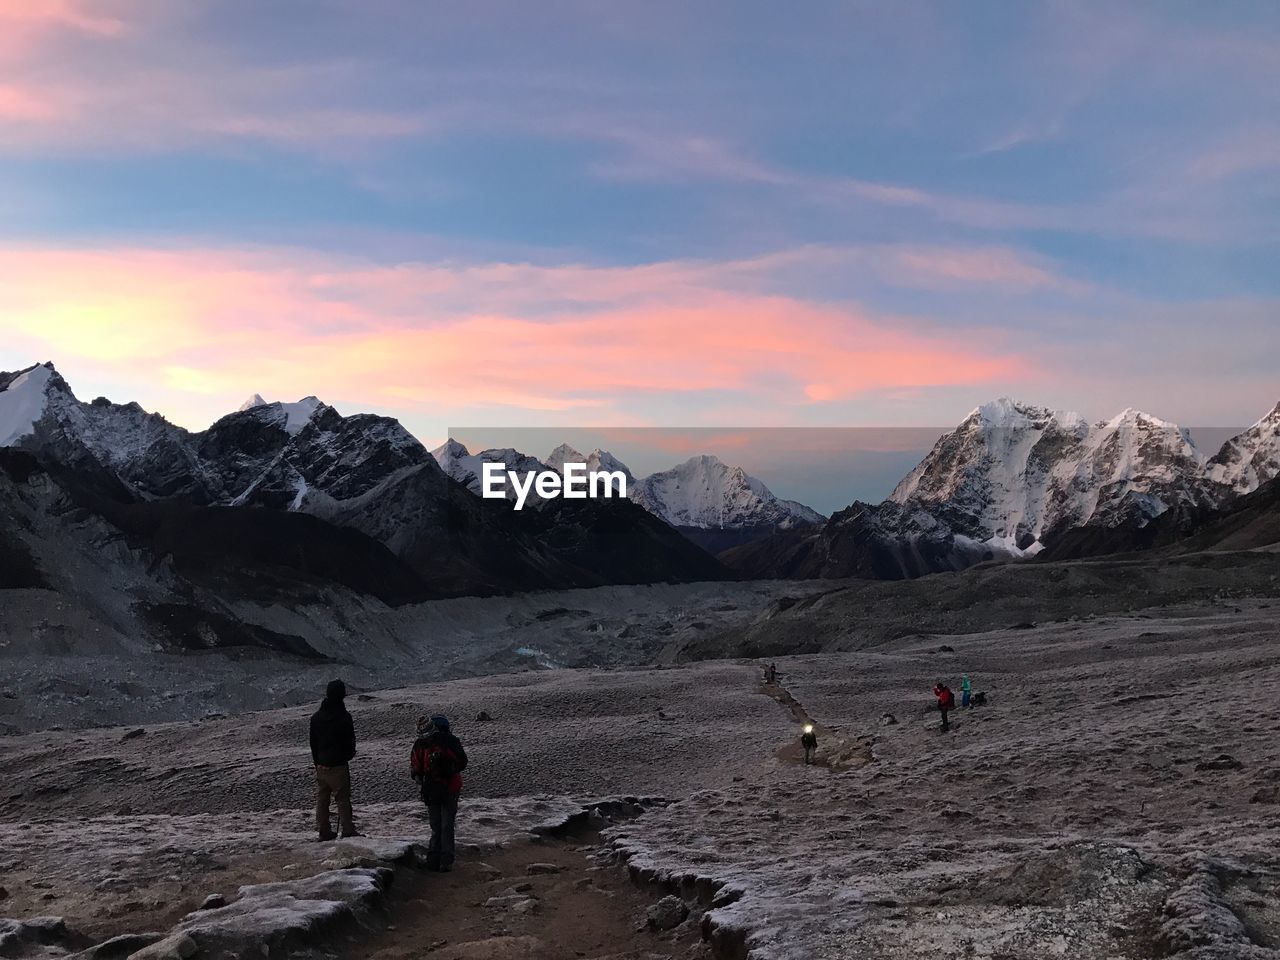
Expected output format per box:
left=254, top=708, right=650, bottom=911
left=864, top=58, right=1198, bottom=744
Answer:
left=411, top=714, right=468, bottom=872
left=933, top=681, right=956, bottom=732
left=961, top=674, right=973, bottom=709
left=310, top=679, right=358, bottom=841
left=765, top=663, right=777, bottom=684
left=801, top=724, right=818, bottom=764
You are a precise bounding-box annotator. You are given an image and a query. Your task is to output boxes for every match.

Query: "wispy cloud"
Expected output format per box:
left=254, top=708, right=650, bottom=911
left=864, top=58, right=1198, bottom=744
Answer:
left=0, top=244, right=1033, bottom=426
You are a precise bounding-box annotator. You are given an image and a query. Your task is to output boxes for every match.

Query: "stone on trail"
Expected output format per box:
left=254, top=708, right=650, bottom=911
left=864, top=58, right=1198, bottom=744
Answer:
left=646, top=894, right=690, bottom=931
left=526, top=862, right=562, bottom=875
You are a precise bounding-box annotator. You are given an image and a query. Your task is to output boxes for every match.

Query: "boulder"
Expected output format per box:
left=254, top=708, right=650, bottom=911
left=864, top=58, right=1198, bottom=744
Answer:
left=0, top=916, right=70, bottom=953
left=646, top=895, right=690, bottom=931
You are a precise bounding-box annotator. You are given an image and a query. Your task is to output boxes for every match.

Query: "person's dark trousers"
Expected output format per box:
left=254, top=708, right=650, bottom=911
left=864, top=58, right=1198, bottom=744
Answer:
left=426, top=795, right=459, bottom=870
left=940, top=708, right=950, bottom=732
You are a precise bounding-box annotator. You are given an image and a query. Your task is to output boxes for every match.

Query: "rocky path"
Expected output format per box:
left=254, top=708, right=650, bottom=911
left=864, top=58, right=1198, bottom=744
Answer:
left=344, top=833, right=709, bottom=960
left=758, top=672, right=872, bottom=771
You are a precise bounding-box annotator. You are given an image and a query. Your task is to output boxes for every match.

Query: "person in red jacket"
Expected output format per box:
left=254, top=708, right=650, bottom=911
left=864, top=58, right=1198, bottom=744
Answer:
left=933, top=681, right=956, bottom=732
left=410, top=715, right=468, bottom=871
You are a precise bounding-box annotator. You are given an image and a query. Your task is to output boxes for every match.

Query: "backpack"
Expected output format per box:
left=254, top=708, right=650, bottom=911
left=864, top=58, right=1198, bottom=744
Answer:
left=412, top=737, right=458, bottom=797
left=428, top=745, right=456, bottom=780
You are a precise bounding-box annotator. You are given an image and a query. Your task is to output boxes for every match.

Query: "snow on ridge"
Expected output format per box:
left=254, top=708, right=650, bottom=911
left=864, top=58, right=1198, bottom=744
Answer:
left=1250, top=400, right=1280, bottom=429
left=279, top=396, right=324, bottom=435
left=889, top=397, right=1230, bottom=549
left=631, top=453, right=822, bottom=529
left=235, top=395, right=324, bottom=435
left=545, top=443, right=586, bottom=473
left=430, top=438, right=470, bottom=467
left=0, top=363, right=55, bottom=447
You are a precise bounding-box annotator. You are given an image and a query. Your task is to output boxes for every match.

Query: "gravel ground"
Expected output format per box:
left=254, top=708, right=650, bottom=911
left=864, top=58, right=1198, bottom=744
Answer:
left=4, top=569, right=1280, bottom=958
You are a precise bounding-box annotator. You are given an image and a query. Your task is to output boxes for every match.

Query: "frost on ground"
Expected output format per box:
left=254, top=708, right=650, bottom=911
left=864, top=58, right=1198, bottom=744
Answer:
left=600, top=602, right=1280, bottom=959
left=0, top=796, right=600, bottom=959
left=5, top=595, right=1280, bottom=958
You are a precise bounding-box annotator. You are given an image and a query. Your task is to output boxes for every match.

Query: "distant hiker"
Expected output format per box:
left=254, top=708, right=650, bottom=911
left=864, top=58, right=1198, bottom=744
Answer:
left=310, top=679, right=358, bottom=841
left=765, top=663, right=778, bottom=684
left=961, top=674, right=973, bottom=709
left=933, top=681, right=956, bottom=732
left=801, top=724, right=818, bottom=764
left=411, top=714, right=468, bottom=872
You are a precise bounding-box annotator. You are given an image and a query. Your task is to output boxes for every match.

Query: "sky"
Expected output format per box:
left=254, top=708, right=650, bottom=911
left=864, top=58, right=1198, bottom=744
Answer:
left=1, top=0, right=1278, bottom=454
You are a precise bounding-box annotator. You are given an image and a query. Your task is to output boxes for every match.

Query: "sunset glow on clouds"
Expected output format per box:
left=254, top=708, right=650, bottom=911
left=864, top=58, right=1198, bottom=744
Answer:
left=0, top=245, right=1031, bottom=430
left=0, top=1, right=1278, bottom=439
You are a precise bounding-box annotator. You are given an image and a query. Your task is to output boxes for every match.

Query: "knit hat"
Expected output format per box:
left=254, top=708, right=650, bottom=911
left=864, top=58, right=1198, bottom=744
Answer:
left=431, top=714, right=450, bottom=730
left=326, top=679, right=346, bottom=700
left=416, top=715, right=434, bottom=735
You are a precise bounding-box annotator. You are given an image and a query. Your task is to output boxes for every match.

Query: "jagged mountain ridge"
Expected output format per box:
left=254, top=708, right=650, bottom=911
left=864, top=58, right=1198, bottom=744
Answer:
left=1208, top=402, right=1280, bottom=496
left=0, top=363, right=727, bottom=599
left=888, top=398, right=1220, bottom=554
left=722, top=395, right=1280, bottom=581
left=432, top=438, right=824, bottom=538
left=430, top=439, right=552, bottom=502
left=631, top=454, right=824, bottom=530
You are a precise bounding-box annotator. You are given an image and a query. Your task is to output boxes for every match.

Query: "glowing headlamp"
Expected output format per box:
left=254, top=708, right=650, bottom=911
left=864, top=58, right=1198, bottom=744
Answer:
left=803, top=724, right=814, bottom=734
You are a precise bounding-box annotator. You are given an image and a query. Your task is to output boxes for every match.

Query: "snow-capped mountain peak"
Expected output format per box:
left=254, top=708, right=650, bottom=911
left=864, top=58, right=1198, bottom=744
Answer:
left=888, top=397, right=1222, bottom=553
left=430, top=438, right=471, bottom=470
left=545, top=444, right=634, bottom=493
left=0, top=362, right=57, bottom=446
left=1208, top=399, right=1280, bottom=495
left=233, top=395, right=324, bottom=435
left=544, top=443, right=586, bottom=473
left=431, top=440, right=550, bottom=501
left=631, top=454, right=822, bottom=530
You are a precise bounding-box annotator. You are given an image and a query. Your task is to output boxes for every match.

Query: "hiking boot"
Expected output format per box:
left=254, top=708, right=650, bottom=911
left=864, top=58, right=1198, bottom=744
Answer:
left=318, top=830, right=338, bottom=842
left=339, top=831, right=364, bottom=839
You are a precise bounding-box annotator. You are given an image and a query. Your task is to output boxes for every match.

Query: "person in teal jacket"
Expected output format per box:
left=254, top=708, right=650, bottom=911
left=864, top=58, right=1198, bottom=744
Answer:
left=961, top=674, right=973, bottom=709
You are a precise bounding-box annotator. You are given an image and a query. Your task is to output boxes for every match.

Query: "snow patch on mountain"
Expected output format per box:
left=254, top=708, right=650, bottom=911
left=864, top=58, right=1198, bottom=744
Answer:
left=546, top=443, right=634, bottom=494
left=631, top=454, right=824, bottom=530
left=431, top=439, right=550, bottom=499
left=0, top=363, right=55, bottom=446
left=1208, top=401, right=1280, bottom=495
left=235, top=395, right=324, bottom=435
left=889, top=397, right=1216, bottom=552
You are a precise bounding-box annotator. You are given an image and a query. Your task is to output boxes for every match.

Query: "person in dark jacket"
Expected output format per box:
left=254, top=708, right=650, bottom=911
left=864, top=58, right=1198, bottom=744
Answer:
left=310, top=679, right=358, bottom=840
left=410, top=714, right=468, bottom=871
left=800, top=724, right=818, bottom=764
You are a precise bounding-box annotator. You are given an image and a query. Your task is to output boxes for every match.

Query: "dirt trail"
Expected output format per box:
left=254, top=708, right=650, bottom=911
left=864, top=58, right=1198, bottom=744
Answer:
left=343, top=833, right=709, bottom=960
left=759, top=672, right=872, bottom=771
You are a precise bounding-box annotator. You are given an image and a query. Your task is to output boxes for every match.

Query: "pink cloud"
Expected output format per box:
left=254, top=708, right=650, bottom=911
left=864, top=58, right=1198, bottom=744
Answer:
left=0, top=84, right=59, bottom=120
left=0, top=245, right=1033, bottom=427
left=885, top=245, right=1071, bottom=291
left=0, top=0, right=124, bottom=36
